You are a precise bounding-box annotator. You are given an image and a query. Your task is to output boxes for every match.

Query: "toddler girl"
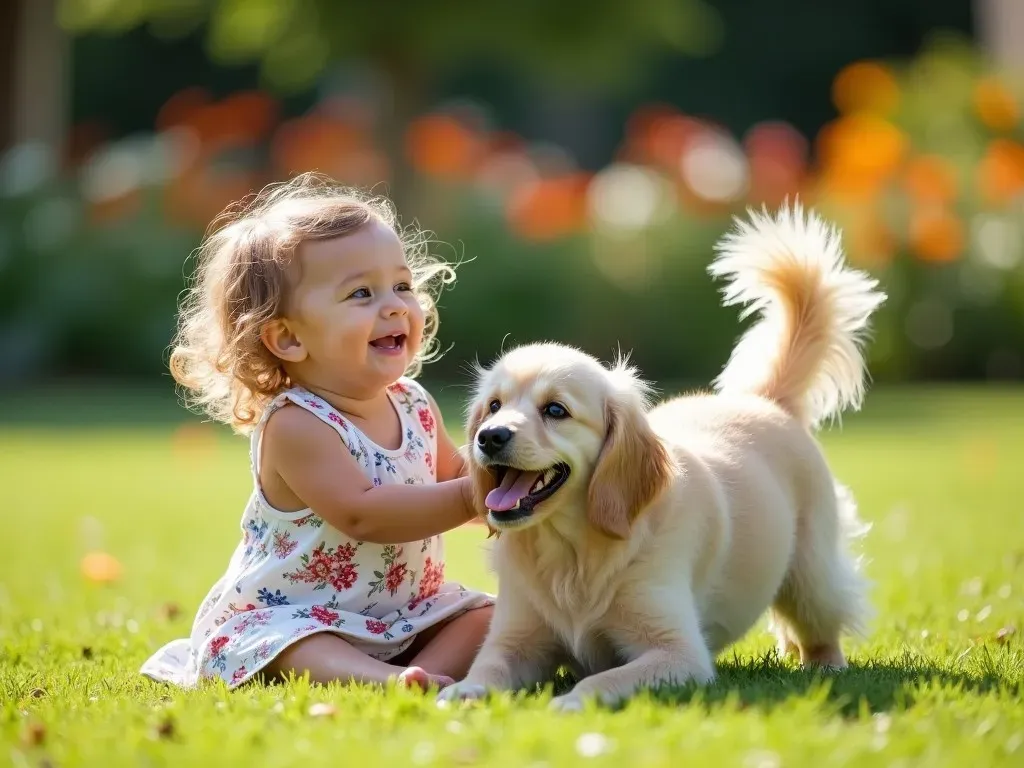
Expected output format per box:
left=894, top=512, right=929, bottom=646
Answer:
left=141, top=173, right=493, bottom=691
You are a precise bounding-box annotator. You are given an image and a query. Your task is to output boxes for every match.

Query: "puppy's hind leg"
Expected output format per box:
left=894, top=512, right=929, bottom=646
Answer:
left=767, top=611, right=801, bottom=662
left=771, top=481, right=872, bottom=669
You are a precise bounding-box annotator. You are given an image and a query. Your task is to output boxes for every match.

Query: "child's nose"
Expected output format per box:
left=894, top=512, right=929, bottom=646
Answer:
left=381, top=296, right=408, bottom=316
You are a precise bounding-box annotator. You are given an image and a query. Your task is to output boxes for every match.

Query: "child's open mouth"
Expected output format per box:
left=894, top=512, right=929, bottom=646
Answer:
left=369, top=334, right=407, bottom=355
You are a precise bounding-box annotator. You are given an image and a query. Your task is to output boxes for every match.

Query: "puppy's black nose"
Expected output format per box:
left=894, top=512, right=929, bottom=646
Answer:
left=477, top=426, right=512, bottom=457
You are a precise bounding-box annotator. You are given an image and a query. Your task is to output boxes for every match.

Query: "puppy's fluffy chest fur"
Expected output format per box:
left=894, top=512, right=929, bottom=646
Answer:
left=494, top=525, right=640, bottom=670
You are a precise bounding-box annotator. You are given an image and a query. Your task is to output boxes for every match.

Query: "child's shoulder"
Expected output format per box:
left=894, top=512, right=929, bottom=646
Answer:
left=262, top=397, right=337, bottom=446
left=261, top=389, right=352, bottom=446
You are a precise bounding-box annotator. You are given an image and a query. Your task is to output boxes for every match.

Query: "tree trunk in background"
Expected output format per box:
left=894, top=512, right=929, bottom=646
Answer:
left=0, top=0, right=21, bottom=152
left=976, top=0, right=1024, bottom=69
left=378, top=52, right=430, bottom=222
left=3, top=0, right=68, bottom=153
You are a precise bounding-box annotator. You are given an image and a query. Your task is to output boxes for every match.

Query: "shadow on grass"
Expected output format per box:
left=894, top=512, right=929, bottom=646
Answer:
left=549, top=650, right=1017, bottom=717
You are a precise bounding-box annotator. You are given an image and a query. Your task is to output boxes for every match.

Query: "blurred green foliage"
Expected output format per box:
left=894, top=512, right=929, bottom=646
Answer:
left=3, top=12, right=1023, bottom=388
left=57, top=0, right=723, bottom=93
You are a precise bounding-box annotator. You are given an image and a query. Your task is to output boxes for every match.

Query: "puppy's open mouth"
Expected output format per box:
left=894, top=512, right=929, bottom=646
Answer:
left=485, top=463, right=571, bottom=523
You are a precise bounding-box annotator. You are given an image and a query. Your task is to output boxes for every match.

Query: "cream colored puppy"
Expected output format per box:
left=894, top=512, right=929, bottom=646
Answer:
left=437, top=204, right=887, bottom=712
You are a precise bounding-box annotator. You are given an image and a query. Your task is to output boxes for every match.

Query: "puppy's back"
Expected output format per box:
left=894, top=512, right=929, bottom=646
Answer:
left=648, top=390, right=834, bottom=538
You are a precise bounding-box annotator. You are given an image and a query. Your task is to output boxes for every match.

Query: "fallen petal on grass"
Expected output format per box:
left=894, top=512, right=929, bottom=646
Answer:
left=21, top=722, right=46, bottom=747
left=81, top=551, right=122, bottom=583
left=307, top=702, right=337, bottom=718
left=576, top=732, right=613, bottom=757
left=995, top=626, right=1017, bottom=644
left=153, top=718, right=175, bottom=740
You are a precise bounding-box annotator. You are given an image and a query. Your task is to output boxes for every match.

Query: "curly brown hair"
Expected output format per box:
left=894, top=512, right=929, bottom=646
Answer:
left=169, top=172, right=457, bottom=433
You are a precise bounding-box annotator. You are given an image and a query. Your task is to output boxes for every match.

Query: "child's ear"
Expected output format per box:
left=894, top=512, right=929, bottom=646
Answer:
left=260, top=319, right=307, bottom=363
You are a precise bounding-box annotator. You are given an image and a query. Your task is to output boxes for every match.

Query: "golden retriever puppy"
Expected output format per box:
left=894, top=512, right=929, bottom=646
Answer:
left=437, top=203, right=887, bottom=711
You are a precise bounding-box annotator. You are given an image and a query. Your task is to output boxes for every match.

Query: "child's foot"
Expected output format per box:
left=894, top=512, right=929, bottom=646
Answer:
left=397, top=666, right=454, bottom=691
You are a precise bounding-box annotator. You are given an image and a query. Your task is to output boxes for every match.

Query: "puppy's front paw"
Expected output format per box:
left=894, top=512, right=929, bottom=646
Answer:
left=435, top=681, right=488, bottom=707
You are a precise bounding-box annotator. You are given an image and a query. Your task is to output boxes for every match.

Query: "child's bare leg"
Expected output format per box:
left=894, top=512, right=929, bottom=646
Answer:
left=263, top=633, right=453, bottom=690
left=410, top=605, right=494, bottom=681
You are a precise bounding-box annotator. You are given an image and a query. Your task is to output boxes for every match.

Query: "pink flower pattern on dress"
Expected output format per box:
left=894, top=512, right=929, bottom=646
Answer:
left=409, top=557, right=445, bottom=609
left=365, top=618, right=389, bottom=634
left=233, top=609, right=272, bottom=634
left=282, top=541, right=359, bottom=592
left=367, top=545, right=412, bottom=597
left=417, top=407, right=436, bottom=438
left=310, top=605, right=340, bottom=625
left=272, top=530, right=298, bottom=559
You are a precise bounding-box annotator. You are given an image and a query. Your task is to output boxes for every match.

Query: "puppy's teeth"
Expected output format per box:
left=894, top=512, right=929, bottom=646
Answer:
left=544, top=469, right=555, bottom=485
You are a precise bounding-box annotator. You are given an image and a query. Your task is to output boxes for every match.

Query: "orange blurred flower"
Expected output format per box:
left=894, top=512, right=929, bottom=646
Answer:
left=269, top=112, right=388, bottom=188
left=218, top=90, right=279, bottom=142
left=902, top=154, right=958, bottom=206
left=624, top=105, right=704, bottom=169
left=81, top=551, right=122, bottom=584
left=158, top=89, right=278, bottom=152
left=976, top=139, right=1024, bottom=205
left=163, top=164, right=266, bottom=229
left=273, top=115, right=362, bottom=172
left=818, top=114, right=907, bottom=200
left=506, top=173, right=590, bottom=241
left=405, top=114, right=485, bottom=180
left=832, top=61, right=900, bottom=116
left=846, top=211, right=896, bottom=268
left=156, top=87, right=211, bottom=133
left=909, top=207, right=964, bottom=263
left=973, top=77, right=1019, bottom=132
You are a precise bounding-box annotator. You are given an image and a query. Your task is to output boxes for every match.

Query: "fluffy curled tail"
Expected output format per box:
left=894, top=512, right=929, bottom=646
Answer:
left=708, top=202, right=887, bottom=430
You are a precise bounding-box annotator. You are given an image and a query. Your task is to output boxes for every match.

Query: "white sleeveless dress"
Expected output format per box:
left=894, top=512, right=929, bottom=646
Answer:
left=141, top=378, right=494, bottom=689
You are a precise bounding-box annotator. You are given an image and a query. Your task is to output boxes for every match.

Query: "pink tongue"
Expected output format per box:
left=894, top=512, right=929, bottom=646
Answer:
left=371, top=336, right=396, bottom=348
left=485, top=469, right=541, bottom=512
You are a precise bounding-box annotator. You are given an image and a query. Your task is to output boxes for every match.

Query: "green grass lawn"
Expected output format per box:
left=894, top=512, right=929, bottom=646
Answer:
left=1, top=385, right=1022, bottom=766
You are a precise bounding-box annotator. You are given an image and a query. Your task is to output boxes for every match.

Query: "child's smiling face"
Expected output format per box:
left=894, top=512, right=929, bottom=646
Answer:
left=271, top=217, right=425, bottom=397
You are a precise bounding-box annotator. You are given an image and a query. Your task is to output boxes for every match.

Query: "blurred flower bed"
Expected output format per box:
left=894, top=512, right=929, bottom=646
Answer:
left=2, top=36, right=1023, bottom=386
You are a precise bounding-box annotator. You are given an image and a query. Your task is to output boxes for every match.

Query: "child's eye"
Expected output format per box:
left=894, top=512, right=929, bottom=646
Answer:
left=395, top=282, right=412, bottom=293
left=347, top=288, right=371, bottom=300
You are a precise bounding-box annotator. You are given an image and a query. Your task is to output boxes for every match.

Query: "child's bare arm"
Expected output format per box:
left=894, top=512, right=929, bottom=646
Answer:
left=263, top=405, right=476, bottom=544
left=424, top=391, right=468, bottom=482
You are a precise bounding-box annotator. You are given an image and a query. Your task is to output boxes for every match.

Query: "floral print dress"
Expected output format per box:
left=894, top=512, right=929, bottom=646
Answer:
left=140, top=378, right=494, bottom=689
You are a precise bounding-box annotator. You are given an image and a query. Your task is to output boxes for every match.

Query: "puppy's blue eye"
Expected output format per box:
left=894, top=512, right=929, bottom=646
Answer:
left=488, top=399, right=501, bottom=414
left=543, top=402, right=569, bottom=419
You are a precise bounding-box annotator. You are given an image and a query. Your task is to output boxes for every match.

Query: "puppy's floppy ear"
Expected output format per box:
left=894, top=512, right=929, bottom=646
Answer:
left=586, top=381, right=674, bottom=540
